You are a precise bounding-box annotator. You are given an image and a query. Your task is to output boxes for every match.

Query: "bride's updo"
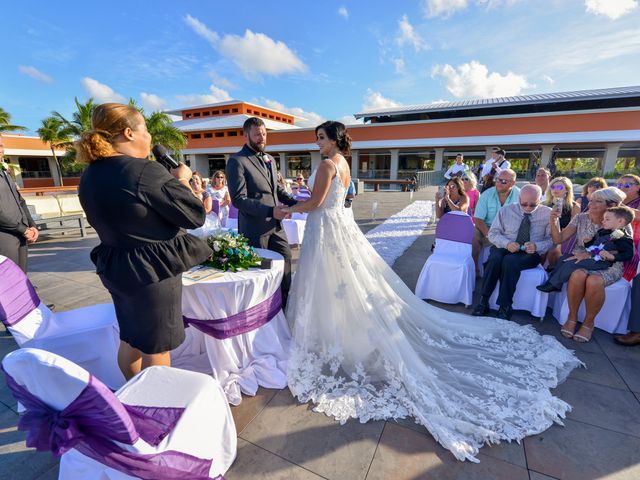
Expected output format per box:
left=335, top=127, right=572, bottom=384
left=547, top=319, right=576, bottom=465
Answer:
left=315, top=121, right=352, bottom=157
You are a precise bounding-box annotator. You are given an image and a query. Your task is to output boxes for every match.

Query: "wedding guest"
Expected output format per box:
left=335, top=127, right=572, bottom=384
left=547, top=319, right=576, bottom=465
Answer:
left=472, top=169, right=520, bottom=273
left=435, top=177, right=469, bottom=219
left=538, top=206, right=634, bottom=294
left=0, top=133, right=39, bottom=272
left=543, top=176, right=580, bottom=266
left=548, top=187, right=629, bottom=342
left=472, top=185, right=552, bottom=320
left=444, top=154, right=467, bottom=179
left=534, top=167, right=551, bottom=196
left=617, top=174, right=640, bottom=280
left=277, top=171, right=291, bottom=194
left=345, top=179, right=356, bottom=208
left=209, top=170, right=231, bottom=225
left=576, top=177, right=607, bottom=212
left=480, top=148, right=510, bottom=192
left=462, top=171, right=480, bottom=217
left=77, top=103, right=211, bottom=380
left=191, top=171, right=212, bottom=214
left=614, top=263, right=640, bottom=346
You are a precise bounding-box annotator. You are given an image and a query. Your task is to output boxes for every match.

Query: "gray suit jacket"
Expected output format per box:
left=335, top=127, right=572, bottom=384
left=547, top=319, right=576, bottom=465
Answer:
left=226, top=144, right=296, bottom=244
left=0, top=169, right=35, bottom=238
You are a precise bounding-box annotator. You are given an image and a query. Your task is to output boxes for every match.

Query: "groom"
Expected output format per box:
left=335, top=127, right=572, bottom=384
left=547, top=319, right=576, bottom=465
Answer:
left=226, top=117, right=298, bottom=306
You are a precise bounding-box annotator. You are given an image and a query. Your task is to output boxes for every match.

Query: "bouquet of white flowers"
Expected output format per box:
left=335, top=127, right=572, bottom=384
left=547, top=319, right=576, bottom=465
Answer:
left=203, top=229, right=261, bottom=272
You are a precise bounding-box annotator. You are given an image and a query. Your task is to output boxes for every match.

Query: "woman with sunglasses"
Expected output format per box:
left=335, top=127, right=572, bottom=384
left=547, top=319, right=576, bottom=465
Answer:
left=435, top=177, right=469, bottom=219
left=576, top=177, right=607, bottom=213
left=210, top=170, right=232, bottom=227
left=543, top=177, right=580, bottom=266
left=190, top=171, right=213, bottom=215
left=461, top=171, right=480, bottom=217
left=616, top=174, right=640, bottom=280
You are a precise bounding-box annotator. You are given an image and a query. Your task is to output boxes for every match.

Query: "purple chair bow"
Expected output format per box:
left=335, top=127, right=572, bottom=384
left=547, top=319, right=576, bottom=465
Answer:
left=228, top=204, right=239, bottom=219
left=435, top=212, right=474, bottom=244
left=0, top=256, right=41, bottom=327
left=211, top=199, right=221, bottom=219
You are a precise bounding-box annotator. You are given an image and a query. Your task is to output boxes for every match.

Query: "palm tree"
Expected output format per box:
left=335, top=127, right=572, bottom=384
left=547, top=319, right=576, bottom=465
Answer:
left=145, top=111, right=187, bottom=155
left=52, top=97, right=96, bottom=138
left=0, top=107, right=27, bottom=133
left=37, top=117, right=71, bottom=186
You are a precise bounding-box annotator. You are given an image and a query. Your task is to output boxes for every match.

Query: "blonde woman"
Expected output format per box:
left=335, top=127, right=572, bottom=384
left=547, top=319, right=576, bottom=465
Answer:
left=209, top=170, right=232, bottom=226
left=544, top=176, right=580, bottom=266
left=461, top=171, right=480, bottom=216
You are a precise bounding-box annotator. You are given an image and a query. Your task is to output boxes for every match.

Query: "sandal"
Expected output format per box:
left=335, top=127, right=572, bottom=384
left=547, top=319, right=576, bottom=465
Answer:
left=560, top=320, right=578, bottom=339
left=573, top=325, right=593, bottom=343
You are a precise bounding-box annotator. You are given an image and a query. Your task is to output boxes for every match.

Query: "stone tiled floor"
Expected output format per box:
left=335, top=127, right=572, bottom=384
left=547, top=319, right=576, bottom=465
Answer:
left=1, top=189, right=639, bottom=479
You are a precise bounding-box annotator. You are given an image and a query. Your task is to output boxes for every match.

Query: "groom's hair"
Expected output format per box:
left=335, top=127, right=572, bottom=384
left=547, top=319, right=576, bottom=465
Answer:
left=243, top=117, right=266, bottom=135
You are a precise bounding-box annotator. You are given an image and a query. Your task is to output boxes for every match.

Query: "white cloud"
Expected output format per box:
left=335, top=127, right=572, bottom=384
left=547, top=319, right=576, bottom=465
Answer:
left=542, top=75, right=554, bottom=84
left=207, top=72, right=237, bottom=90
left=395, top=15, right=428, bottom=52
left=431, top=61, right=530, bottom=98
left=422, top=0, right=469, bottom=18
left=184, top=15, right=306, bottom=77
left=175, top=84, right=232, bottom=106
left=140, top=92, right=167, bottom=111
left=261, top=99, right=324, bottom=128
left=337, top=115, right=364, bottom=125
left=338, top=6, right=349, bottom=19
left=392, top=58, right=406, bottom=74
left=585, top=0, right=638, bottom=20
left=81, top=77, right=126, bottom=103
left=18, top=65, right=53, bottom=83
left=362, top=89, right=402, bottom=111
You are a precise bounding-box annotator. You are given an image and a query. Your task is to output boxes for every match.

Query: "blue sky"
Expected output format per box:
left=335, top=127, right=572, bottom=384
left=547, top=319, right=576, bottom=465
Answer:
left=2, top=0, right=640, bottom=132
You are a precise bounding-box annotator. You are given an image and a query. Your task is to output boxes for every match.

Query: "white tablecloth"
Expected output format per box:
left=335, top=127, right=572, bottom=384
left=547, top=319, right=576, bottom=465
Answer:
left=181, top=249, right=291, bottom=405
left=282, top=218, right=306, bottom=245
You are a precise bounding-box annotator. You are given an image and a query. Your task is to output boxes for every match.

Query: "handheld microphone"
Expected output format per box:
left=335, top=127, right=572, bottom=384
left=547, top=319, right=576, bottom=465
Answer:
left=152, top=144, right=180, bottom=170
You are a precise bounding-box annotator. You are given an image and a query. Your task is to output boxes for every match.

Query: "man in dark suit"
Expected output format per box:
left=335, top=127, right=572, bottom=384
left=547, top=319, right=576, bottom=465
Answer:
left=0, top=133, right=39, bottom=271
left=226, top=118, right=297, bottom=306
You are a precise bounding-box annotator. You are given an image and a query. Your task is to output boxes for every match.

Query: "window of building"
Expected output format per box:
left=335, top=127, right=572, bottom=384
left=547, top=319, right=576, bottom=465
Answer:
left=18, top=157, right=52, bottom=178
left=552, top=148, right=604, bottom=182
left=191, top=133, right=201, bottom=139
left=186, top=113, right=192, bottom=119
left=227, top=131, right=237, bottom=137
left=358, top=151, right=391, bottom=180
left=193, top=112, right=201, bottom=117
left=212, top=110, right=219, bottom=115
left=222, top=109, right=230, bottom=114
left=215, top=132, right=224, bottom=137
left=232, top=108, right=239, bottom=113
left=204, top=133, right=213, bottom=138
left=399, top=150, right=434, bottom=177
left=261, top=113, right=268, bottom=118
left=208, top=155, right=227, bottom=177
left=615, top=147, right=640, bottom=174
left=202, top=111, right=210, bottom=116
left=286, top=152, right=312, bottom=180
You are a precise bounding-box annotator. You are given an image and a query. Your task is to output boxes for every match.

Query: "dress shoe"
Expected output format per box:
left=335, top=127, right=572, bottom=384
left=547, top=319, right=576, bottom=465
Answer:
left=536, top=282, right=560, bottom=293
left=472, top=302, right=489, bottom=316
left=614, top=331, right=640, bottom=346
left=496, top=305, right=513, bottom=320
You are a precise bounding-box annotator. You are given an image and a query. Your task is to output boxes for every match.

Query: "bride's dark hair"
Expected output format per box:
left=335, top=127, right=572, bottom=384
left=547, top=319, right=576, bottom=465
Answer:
left=315, top=121, right=352, bottom=157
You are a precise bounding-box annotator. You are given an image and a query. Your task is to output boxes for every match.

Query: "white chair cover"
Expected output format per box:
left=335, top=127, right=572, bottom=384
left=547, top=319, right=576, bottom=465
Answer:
left=282, top=218, right=306, bottom=245
left=181, top=249, right=291, bottom=405
left=415, top=212, right=475, bottom=307
left=0, top=256, right=124, bottom=390
left=3, top=348, right=236, bottom=480
left=488, top=265, right=550, bottom=320
left=555, top=278, right=631, bottom=334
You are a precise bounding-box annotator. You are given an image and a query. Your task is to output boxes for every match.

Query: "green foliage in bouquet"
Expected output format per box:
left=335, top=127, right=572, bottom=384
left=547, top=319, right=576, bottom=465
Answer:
left=203, top=229, right=262, bottom=272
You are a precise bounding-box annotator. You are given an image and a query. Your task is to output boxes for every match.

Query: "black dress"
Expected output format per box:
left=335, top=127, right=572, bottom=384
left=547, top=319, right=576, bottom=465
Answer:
left=79, top=156, right=212, bottom=353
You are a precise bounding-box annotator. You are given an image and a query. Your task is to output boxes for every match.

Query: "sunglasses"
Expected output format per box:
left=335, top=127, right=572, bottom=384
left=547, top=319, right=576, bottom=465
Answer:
left=496, top=179, right=511, bottom=185
left=587, top=183, right=602, bottom=188
left=461, top=177, right=470, bottom=181
left=550, top=184, right=565, bottom=190
left=617, top=182, right=638, bottom=189
left=215, top=176, right=224, bottom=179
left=520, top=202, right=539, bottom=208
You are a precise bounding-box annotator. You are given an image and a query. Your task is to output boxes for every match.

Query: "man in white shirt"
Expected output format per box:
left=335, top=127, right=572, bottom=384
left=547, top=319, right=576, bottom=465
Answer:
left=444, top=154, right=467, bottom=179
left=481, top=148, right=510, bottom=190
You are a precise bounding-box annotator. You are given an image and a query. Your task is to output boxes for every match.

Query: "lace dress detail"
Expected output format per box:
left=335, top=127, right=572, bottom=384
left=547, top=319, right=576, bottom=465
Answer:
left=286, top=162, right=582, bottom=462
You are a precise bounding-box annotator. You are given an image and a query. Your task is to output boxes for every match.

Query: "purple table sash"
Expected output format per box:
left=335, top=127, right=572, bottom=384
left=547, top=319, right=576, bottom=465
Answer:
left=2, top=368, right=222, bottom=480
left=183, top=287, right=282, bottom=340
left=0, top=258, right=41, bottom=327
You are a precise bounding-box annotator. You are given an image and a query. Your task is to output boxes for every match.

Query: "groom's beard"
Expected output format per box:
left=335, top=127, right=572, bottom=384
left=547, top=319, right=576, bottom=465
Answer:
left=248, top=139, right=266, bottom=154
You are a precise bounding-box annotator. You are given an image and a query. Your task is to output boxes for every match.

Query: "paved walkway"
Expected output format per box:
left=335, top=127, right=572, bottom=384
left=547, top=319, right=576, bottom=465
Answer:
left=1, top=189, right=639, bottom=479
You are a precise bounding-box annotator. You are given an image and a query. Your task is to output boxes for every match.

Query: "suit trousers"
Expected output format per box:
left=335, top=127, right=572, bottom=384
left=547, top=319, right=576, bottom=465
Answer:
left=481, top=247, right=541, bottom=307
left=257, top=229, right=292, bottom=308
left=0, top=231, right=28, bottom=272
left=628, top=274, right=640, bottom=333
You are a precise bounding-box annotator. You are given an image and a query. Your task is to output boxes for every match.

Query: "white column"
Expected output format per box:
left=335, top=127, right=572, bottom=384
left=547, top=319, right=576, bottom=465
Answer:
left=311, top=151, right=322, bottom=172
left=540, top=145, right=555, bottom=167
left=390, top=149, right=399, bottom=180
left=195, top=154, right=209, bottom=175
left=278, top=152, right=287, bottom=178
left=434, top=148, right=445, bottom=171
left=350, top=150, right=359, bottom=178
left=603, top=143, right=623, bottom=174
left=47, top=157, right=62, bottom=186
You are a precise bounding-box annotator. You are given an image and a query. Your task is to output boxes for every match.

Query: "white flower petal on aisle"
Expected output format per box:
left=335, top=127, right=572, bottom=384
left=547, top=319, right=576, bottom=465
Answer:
left=365, top=200, right=433, bottom=266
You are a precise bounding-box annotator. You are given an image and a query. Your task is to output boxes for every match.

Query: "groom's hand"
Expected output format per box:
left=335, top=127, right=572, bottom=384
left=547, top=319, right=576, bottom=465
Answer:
left=273, top=205, right=289, bottom=220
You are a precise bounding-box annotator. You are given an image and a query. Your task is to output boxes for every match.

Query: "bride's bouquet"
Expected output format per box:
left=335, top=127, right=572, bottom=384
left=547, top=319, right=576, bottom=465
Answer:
left=203, top=229, right=261, bottom=272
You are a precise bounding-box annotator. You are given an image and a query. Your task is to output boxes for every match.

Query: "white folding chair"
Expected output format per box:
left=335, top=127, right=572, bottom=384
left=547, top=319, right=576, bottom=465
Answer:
left=2, top=348, right=236, bottom=480
left=415, top=212, right=475, bottom=307
left=488, top=264, right=550, bottom=321
left=0, top=255, right=124, bottom=390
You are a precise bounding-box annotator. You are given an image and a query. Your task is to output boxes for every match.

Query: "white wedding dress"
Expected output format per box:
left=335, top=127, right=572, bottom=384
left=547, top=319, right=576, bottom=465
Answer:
left=286, top=161, right=582, bottom=462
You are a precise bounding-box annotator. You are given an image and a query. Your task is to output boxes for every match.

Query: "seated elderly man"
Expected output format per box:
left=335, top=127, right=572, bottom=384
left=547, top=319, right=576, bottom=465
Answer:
left=472, top=168, right=520, bottom=272
left=472, top=184, right=553, bottom=320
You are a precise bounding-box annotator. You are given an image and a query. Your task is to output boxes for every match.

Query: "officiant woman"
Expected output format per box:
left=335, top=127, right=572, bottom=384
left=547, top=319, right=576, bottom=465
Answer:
left=77, top=103, right=211, bottom=380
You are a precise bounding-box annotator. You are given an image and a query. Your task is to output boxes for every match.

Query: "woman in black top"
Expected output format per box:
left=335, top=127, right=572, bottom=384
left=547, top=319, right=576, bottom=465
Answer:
left=77, top=103, right=211, bottom=380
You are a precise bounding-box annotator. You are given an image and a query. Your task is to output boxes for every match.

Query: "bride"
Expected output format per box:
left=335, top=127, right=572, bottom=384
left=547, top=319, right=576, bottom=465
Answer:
left=282, top=121, right=581, bottom=462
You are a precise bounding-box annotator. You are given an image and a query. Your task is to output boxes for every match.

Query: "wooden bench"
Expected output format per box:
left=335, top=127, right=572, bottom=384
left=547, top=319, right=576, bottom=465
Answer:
left=362, top=179, right=414, bottom=192
left=19, top=186, right=78, bottom=196
left=25, top=194, right=87, bottom=237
